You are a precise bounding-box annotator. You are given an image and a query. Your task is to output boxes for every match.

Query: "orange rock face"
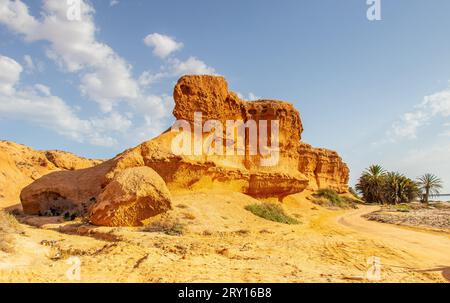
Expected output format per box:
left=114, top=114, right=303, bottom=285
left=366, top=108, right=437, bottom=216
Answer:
left=19, top=75, right=349, bottom=226
left=0, top=141, right=101, bottom=208
left=171, top=75, right=347, bottom=192
left=173, top=75, right=241, bottom=123
left=298, top=143, right=350, bottom=192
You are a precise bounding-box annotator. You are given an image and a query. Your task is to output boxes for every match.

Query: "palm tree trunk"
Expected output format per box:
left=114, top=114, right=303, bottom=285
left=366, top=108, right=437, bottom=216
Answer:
left=425, top=187, right=429, bottom=205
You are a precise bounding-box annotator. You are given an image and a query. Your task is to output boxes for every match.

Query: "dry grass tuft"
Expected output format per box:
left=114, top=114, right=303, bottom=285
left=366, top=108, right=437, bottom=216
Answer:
left=0, top=210, right=22, bottom=253
left=141, top=218, right=186, bottom=236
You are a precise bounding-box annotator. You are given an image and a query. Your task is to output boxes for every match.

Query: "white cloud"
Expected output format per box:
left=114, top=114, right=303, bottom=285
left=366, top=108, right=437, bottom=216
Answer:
left=133, top=94, right=173, bottom=120
left=423, top=89, right=450, bottom=116
left=391, top=110, right=429, bottom=139
left=1, top=91, right=92, bottom=142
left=0, top=55, right=125, bottom=147
left=0, top=0, right=218, bottom=147
left=0, top=0, right=138, bottom=111
left=23, top=54, right=44, bottom=73
left=23, top=54, right=34, bottom=71
left=0, top=0, right=39, bottom=36
left=144, top=33, right=183, bottom=59
left=387, top=87, right=450, bottom=141
left=109, top=0, right=119, bottom=7
left=237, top=92, right=261, bottom=101
left=79, top=61, right=138, bottom=112
left=91, top=112, right=132, bottom=133
left=134, top=114, right=170, bottom=143
left=33, top=84, right=51, bottom=96
left=138, top=70, right=167, bottom=87
left=138, top=57, right=216, bottom=87
left=0, top=54, right=22, bottom=95
left=0, top=1, right=215, bottom=107
left=169, top=57, right=216, bottom=76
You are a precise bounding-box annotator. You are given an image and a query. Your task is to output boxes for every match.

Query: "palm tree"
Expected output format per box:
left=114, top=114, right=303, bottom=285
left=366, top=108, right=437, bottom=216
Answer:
left=402, top=178, right=420, bottom=203
left=356, top=165, right=386, bottom=203
left=417, top=174, right=443, bottom=204
left=383, top=172, right=419, bottom=204
left=383, top=172, right=403, bottom=204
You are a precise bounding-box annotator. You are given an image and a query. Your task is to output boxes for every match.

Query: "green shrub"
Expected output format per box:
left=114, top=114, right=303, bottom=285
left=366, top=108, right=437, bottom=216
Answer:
left=312, top=189, right=357, bottom=209
left=245, top=203, right=300, bottom=225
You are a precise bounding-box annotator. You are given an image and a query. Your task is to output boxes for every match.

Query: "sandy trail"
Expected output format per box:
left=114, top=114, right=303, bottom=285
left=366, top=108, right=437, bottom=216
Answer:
left=336, top=205, right=450, bottom=281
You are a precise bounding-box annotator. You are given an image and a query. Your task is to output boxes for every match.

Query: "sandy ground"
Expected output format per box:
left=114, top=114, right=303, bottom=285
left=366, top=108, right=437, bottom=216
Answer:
left=0, top=190, right=449, bottom=283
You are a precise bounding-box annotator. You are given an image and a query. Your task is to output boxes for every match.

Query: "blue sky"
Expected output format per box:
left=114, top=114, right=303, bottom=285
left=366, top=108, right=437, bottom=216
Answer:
left=0, top=0, right=450, bottom=192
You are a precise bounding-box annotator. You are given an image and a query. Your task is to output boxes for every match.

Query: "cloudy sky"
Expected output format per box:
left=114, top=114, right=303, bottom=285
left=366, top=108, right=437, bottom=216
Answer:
left=0, top=0, right=449, bottom=192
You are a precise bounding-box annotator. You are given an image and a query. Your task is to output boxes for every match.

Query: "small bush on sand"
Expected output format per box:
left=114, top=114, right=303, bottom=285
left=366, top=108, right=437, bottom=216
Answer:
left=141, top=219, right=186, bottom=236
left=245, top=203, right=300, bottom=225
left=312, top=189, right=358, bottom=209
left=0, top=210, right=22, bottom=253
left=0, top=211, right=20, bottom=232
left=394, top=204, right=411, bottom=212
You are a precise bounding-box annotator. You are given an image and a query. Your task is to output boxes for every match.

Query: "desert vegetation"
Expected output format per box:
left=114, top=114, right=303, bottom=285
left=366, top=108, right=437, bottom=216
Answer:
left=311, top=189, right=358, bottom=209
left=417, top=174, right=444, bottom=205
left=141, top=218, right=186, bottom=236
left=355, top=165, right=443, bottom=205
left=0, top=210, right=22, bottom=253
left=245, top=203, right=300, bottom=225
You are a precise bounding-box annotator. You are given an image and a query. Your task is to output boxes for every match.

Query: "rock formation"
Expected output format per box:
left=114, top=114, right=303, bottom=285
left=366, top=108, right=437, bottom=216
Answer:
left=0, top=141, right=101, bottom=208
left=19, top=75, right=349, bottom=226
left=89, top=167, right=172, bottom=226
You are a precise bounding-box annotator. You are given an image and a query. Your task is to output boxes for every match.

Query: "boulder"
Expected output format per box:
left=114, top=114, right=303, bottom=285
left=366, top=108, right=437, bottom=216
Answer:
left=89, top=167, right=172, bottom=227
left=20, top=160, right=115, bottom=215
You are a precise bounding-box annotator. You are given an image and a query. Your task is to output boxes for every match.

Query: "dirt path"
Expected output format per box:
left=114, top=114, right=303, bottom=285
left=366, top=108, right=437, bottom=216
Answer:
left=336, top=206, right=450, bottom=281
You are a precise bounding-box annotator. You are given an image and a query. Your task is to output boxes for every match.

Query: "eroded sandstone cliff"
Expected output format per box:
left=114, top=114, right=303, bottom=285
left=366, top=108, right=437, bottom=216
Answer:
left=0, top=141, right=101, bottom=208
left=19, top=75, right=349, bottom=226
